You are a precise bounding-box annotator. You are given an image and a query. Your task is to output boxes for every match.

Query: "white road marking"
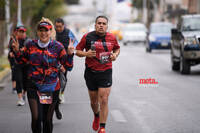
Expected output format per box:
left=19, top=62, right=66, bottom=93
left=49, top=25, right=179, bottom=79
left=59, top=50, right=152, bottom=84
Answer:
left=110, top=110, right=127, bottom=123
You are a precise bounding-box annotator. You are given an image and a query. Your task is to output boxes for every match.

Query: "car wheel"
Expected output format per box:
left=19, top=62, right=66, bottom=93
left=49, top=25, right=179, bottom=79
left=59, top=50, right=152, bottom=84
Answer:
left=146, top=47, right=151, bottom=53
left=143, top=41, right=147, bottom=45
left=180, top=55, right=190, bottom=74
left=172, top=60, right=180, bottom=71
left=171, top=53, right=180, bottom=71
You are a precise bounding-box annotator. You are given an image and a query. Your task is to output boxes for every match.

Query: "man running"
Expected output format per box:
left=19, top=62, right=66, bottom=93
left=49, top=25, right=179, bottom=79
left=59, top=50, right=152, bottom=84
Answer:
left=76, top=15, right=120, bottom=133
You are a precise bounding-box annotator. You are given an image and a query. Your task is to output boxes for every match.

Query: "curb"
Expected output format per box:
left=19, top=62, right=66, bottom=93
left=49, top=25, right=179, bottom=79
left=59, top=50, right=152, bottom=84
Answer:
left=0, top=68, right=10, bottom=81
left=0, top=68, right=10, bottom=90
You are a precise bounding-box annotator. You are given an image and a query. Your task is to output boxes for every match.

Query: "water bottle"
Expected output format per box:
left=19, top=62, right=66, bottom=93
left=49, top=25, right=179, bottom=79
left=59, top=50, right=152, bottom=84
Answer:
left=91, top=45, right=96, bottom=51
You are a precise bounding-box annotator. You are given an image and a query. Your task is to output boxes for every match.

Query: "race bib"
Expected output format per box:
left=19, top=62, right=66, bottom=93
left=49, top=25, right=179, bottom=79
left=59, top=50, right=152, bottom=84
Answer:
left=37, top=91, right=52, bottom=104
left=99, top=52, right=111, bottom=64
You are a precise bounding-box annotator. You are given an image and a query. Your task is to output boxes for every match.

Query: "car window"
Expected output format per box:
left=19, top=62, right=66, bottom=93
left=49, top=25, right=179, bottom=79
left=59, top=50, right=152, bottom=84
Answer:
left=150, top=24, right=173, bottom=34
left=182, top=17, right=200, bottom=31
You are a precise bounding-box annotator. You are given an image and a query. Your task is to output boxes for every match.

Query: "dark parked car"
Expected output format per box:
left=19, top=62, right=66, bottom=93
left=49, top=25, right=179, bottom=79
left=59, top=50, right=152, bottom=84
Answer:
left=171, top=14, right=200, bottom=74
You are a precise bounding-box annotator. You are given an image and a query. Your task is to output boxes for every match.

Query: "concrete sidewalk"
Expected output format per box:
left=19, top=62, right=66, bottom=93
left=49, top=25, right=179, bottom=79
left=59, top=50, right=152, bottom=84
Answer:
left=0, top=68, right=10, bottom=90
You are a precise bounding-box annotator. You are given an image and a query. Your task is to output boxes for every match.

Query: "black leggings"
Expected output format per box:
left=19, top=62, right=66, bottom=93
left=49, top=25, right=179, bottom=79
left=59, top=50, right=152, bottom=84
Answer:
left=27, top=89, right=59, bottom=133
left=15, top=67, right=24, bottom=94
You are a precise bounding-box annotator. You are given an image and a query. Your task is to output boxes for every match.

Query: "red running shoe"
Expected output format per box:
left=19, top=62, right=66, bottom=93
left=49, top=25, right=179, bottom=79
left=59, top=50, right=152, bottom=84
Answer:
left=92, top=116, right=99, bottom=131
left=98, top=127, right=106, bottom=133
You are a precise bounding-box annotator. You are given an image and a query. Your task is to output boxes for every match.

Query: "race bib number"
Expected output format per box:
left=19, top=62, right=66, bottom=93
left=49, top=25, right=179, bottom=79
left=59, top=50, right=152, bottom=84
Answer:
left=99, top=52, right=111, bottom=64
left=37, top=91, right=52, bottom=104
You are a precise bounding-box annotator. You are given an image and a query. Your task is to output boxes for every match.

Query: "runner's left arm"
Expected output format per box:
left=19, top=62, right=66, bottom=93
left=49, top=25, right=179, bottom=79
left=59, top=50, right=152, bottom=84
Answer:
left=59, top=47, right=74, bottom=71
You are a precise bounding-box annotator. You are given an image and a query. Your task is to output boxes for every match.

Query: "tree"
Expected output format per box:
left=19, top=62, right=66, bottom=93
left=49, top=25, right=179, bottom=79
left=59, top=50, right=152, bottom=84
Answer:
left=65, top=0, right=79, bottom=5
left=131, top=0, right=159, bottom=9
left=0, top=0, right=5, bottom=56
left=131, top=0, right=160, bottom=26
left=9, top=0, right=67, bottom=37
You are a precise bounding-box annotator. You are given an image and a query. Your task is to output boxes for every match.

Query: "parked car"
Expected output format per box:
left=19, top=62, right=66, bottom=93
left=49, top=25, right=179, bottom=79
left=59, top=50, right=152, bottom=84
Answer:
left=146, top=22, right=174, bottom=52
left=171, top=14, right=200, bottom=74
left=110, top=25, right=123, bottom=41
left=122, top=23, right=147, bottom=45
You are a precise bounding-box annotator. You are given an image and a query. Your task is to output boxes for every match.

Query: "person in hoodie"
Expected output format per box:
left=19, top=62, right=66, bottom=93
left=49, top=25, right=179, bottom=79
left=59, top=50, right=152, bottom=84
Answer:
left=12, top=18, right=74, bottom=133
left=54, top=18, right=78, bottom=119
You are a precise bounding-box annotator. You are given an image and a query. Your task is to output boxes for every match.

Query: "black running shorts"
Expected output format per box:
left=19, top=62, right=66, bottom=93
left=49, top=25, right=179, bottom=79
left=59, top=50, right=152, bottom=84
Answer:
left=84, top=68, right=112, bottom=91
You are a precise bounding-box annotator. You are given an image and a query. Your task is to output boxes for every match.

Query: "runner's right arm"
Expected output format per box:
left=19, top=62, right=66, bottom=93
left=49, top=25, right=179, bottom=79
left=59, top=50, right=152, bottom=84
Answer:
left=76, top=34, right=96, bottom=58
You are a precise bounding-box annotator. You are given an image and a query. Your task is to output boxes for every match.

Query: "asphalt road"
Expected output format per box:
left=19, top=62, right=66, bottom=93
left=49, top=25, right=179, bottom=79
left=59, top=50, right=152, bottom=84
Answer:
left=1, top=43, right=200, bottom=133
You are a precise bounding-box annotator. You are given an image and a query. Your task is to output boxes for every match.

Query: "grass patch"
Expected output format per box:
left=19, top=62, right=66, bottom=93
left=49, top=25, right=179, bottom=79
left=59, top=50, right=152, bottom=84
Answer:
left=0, top=55, right=10, bottom=72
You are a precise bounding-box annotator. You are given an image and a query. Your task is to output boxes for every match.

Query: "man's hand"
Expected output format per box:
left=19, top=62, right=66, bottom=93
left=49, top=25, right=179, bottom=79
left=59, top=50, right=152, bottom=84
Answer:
left=86, top=49, right=96, bottom=58
left=110, top=53, right=117, bottom=61
left=67, top=39, right=75, bottom=55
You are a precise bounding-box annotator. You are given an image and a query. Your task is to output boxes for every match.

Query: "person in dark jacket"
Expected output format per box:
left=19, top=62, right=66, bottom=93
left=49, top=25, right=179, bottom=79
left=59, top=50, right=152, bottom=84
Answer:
left=54, top=18, right=78, bottom=119
left=8, top=27, right=18, bottom=94
left=8, top=25, right=28, bottom=106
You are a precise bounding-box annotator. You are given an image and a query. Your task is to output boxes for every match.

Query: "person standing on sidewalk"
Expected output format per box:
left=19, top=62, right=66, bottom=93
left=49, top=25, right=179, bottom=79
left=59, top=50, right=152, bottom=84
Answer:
left=76, top=15, right=120, bottom=133
left=8, top=27, right=18, bottom=94
left=12, top=18, right=74, bottom=133
left=8, top=25, right=28, bottom=106
left=54, top=18, right=78, bottom=119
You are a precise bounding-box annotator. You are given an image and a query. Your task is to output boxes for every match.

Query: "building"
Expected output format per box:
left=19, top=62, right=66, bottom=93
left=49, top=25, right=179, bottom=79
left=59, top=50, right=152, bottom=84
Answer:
left=188, top=0, right=200, bottom=14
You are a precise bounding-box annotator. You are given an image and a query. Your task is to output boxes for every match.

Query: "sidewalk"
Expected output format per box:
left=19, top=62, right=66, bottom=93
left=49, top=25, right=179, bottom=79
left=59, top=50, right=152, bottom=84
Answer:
left=0, top=49, right=11, bottom=89
left=0, top=68, right=10, bottom=82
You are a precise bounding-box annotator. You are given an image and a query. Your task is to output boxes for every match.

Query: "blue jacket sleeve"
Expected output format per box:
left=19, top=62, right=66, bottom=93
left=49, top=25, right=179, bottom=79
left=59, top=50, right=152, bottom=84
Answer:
left=68, top=30, right=78, bottom=47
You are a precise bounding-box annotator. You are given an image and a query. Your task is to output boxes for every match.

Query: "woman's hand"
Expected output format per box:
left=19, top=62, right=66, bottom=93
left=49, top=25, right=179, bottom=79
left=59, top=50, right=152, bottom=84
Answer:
left=11, top=36, right=19, bottom=52
left=9, top=52, right=15, bottom=58
left=60, top=65, right=66, bottom=73
left=67, top=39, right=75, bottom=55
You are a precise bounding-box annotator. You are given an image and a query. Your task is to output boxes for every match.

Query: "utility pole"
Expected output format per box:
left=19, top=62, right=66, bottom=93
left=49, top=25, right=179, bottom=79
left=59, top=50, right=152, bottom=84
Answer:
left=92, top=0, right=97, bottom=17
left=103, top=0, right=107, bottom=16
left=159, top=0, right=164, bottom=21
left=17, top=0, right=22, bottom=26
left=106, top=0, right=112, bottom=19
left=5, top=0, right=10, bottom=45
left=0, top=0, right=5, bottom=55
left=143, top=0, right=147, bottom=24
left=147, top=0, right=151, bottom=28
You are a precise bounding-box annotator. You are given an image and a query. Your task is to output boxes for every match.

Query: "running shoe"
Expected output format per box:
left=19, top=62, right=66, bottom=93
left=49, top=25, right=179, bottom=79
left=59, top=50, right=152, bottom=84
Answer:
left=59, top=93, right=65, bottom=104
left=55, top=109, right=62, bottom=120
left=92, top=116, right=100, bottom=131
left=23, top=94, right=26, bottom=101
left=98, top=127, right=106, bottom=133
left=17, top=99, right=25, bottom=106
left=12, top=88, right=17, bottom=94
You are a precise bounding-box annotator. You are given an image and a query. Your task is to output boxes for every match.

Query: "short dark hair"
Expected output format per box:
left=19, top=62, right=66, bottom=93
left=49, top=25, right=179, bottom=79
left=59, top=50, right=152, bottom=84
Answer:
left=55, top=18, right=65, bottom=25
left=95, top=15, right=108, bottom=23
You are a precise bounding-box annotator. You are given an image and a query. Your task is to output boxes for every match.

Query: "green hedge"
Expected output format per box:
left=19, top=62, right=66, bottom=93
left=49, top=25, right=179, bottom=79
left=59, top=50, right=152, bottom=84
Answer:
left=0, top=55, right=9, bottom=72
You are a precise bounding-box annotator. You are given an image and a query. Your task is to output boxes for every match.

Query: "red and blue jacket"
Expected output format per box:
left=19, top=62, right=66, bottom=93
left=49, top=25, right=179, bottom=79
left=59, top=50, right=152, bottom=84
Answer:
left=15, top=39, right=73, bottom=90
